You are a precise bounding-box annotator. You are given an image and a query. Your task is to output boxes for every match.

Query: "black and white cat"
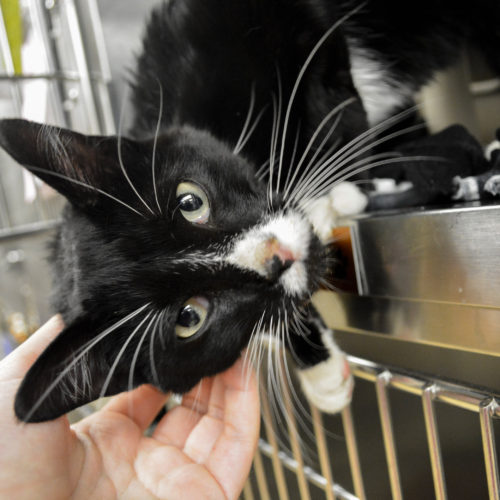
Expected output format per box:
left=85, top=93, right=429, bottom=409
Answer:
left=1, top=0, right=499, bottom=422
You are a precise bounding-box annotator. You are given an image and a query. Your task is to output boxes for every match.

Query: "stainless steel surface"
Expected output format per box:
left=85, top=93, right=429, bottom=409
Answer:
left=311, top=405, right=336, bottom=500
left=283, top=374, right=312, bottom=500
left=350, top=203, right=500, bottom=308
left=257, top=439, right=359, bottom=500
left=479, top=400, right=500, bottom=500
left=421, top=385, right=448, bottom=500
left=375, top=372, right=403, bottom=500
left=261, top=392, right=290, bottom=500
left=340, top=406, right=366, bottom=500
left=253, top=450, right=272, bottom=500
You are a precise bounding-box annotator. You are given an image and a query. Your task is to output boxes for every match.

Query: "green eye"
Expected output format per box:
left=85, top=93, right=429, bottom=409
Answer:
left=176, top=182, right=210, bottom=224
left=175, top=296, right=209, bottom=339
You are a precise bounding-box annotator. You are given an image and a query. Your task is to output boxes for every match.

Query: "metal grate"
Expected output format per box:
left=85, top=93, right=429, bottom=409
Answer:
left=0, top=0, right=113, bottom=356
left=244, top=352, right=500, bottom=500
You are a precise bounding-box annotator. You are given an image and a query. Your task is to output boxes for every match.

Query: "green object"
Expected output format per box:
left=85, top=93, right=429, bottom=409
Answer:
left=1, top=0, right=23, bottom=74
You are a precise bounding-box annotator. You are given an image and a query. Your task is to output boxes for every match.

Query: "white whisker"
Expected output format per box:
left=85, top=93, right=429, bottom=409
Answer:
left=152, top=78, right=164, bottom=214
left=23, top=304, right=149, bottom=422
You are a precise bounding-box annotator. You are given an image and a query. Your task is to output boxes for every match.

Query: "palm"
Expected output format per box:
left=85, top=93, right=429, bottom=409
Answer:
left=0, top=317, right=259, bottom=500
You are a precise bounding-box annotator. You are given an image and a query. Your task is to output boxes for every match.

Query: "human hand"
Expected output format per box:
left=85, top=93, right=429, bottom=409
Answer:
left=0, top=315, right=260, bottom=500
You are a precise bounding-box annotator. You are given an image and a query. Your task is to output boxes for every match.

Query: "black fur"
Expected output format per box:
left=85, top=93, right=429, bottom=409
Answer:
left=1, top=0, right=499, bottom=421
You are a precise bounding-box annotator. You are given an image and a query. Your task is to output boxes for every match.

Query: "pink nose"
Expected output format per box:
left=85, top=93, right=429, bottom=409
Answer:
left=263, top=238, right=296, bottom=280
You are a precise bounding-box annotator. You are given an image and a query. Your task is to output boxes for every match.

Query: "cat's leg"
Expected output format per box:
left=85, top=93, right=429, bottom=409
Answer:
left=286, top=304, right=353, bottom=413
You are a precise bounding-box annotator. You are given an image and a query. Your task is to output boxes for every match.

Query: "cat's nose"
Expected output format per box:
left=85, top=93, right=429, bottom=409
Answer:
left=263, top=237, right=295, bottom=281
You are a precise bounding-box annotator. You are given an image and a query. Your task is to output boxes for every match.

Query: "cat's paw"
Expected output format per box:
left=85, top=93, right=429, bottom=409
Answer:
left=329, top=181, right=369, bottom=217
left=302, top=181, right=368, bottom=243
left=484, top=175, right=500, bottom=196
left=452, top=175, right=480, bottom=201
left=296, top=331, right=353, bottom=414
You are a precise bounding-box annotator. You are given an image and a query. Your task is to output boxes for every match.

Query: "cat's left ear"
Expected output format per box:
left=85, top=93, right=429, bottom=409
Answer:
left=0, top=118, right=143, bottom=210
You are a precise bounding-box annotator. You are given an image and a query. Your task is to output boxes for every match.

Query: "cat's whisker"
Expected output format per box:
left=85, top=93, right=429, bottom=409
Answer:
left=128, top=311, right=159, bottom=393
left=234, top=82, right=256, bottom=154
left=151, top=78, right=164, bottom=215
left=117, top=90, right=156, bottom=216
left=149, top=313, right=164, bottom=387
left=276, top=4, right=364, bottom=197
left=298, top=121, right=426, bottom=197
left=283, top=97, right=355, bottom=199
left=301, top=154, right=444, bottom=204
left=25, top=165, right=146, bottom=218
left=286, top=105, right=423, bottom=204
left=22, top=304, right=149, bottom=423
left=99, top=310, right=154, bottom=399
left=294, top=151, right=399, bottom=204
left=283, top=121, right=302, bottom=193
left=268, top=69, right=283, bottom=209
left=236, top=105, right=269, bottom=155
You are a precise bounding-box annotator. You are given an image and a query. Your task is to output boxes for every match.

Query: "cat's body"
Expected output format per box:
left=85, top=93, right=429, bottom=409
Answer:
left=1, top=0, right=499, bottom=421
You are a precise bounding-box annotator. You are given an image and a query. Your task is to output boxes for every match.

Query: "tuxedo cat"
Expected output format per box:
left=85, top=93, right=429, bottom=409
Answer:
left=1, top=0, right=499, bottom=422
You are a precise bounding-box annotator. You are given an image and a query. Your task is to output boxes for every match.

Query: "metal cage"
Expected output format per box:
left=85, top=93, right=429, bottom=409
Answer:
left=1, top=3, right=499, bottom=500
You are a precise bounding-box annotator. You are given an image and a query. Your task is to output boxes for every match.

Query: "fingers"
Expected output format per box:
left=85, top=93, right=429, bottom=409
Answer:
left=0, top=315, right=64, bottom=380
left=102, top=384, right=169, bottom=432
left=206, top=357, right=260, bottom=500
left=152, top=378, right=214, bottom=448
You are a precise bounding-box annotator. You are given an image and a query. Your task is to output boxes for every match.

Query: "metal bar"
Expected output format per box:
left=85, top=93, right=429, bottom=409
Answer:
left=242, top=480, right=255, bottom=500
left=0, top=71, right=80, bottom=81
left=421, top=385, right=448, bottom=500
left=280, top=360, right=311, bottom=500
left=261, top=388, right=290, bottom=500
left=253, top=449, right=271, bottom=500
left=0, top=219, right=60, bottom=241
left=349, top=355, right=500, bottom=416
left=479, top=399, right=500, bottom=500
left=62, top=0, right=100, bottom=133
left=258, top=439, right=359, bottom=500
left=375, top=371, right=403, bottom=500
left=311, top=404, right=336, bottom=500
left=341, top=406, right=367, bottom=500
left=85, top=0, right=115, bottom=134
left=27, top=0, right=67, bottom=126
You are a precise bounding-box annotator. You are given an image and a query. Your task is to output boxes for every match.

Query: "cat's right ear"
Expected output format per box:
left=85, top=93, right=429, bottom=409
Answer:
left=0, top=118, right=144, bottom=211
left=14, top=313, right=126, bottom=423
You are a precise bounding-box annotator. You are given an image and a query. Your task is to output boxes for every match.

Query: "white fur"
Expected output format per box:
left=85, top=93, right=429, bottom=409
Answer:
left=328, top=181, right=368, bottom=216
left=225, top=211, right=311, bottom=295
left=301, top=182, right=368, bottom=243
left=453, top=175, right=480, bottom=201
left=348, top=45, right=413, bottom=126
left=485, top=175, right=500, bottom=196
left=296, top=325, right=353, bottom=414
left=372, top=178, right=413, bottom=194
left=485, top=139, right=500, bottom=161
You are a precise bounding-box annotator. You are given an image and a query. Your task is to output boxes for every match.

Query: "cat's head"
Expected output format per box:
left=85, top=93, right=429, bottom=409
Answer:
left=0, top=119, right=331, bottom=422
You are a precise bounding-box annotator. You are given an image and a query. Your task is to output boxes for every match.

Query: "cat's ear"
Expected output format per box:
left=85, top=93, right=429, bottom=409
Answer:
left=0, top=118, right=142, bottom=210
left=14, top=315, right=123, bottom=422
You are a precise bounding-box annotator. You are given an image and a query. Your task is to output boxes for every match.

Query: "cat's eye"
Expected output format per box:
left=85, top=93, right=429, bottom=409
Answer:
left=176, top=182, right=210, bottom=224
left=175, top=296, right=209, bottom=339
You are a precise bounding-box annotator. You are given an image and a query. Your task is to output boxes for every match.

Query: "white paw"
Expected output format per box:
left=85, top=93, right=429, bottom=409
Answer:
left=452, top=176, right=480, bottom=201
left=485, top=174, right=500, bottom=196
left=296, top=330, right=353, bottom=414
left=301, top=181, right=367, bottom=243
left=329, top=181, right=368, bottom=217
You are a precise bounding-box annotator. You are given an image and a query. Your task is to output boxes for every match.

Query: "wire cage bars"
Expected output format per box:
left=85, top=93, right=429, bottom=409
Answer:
left=0, top=0, right=113, bottom=355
